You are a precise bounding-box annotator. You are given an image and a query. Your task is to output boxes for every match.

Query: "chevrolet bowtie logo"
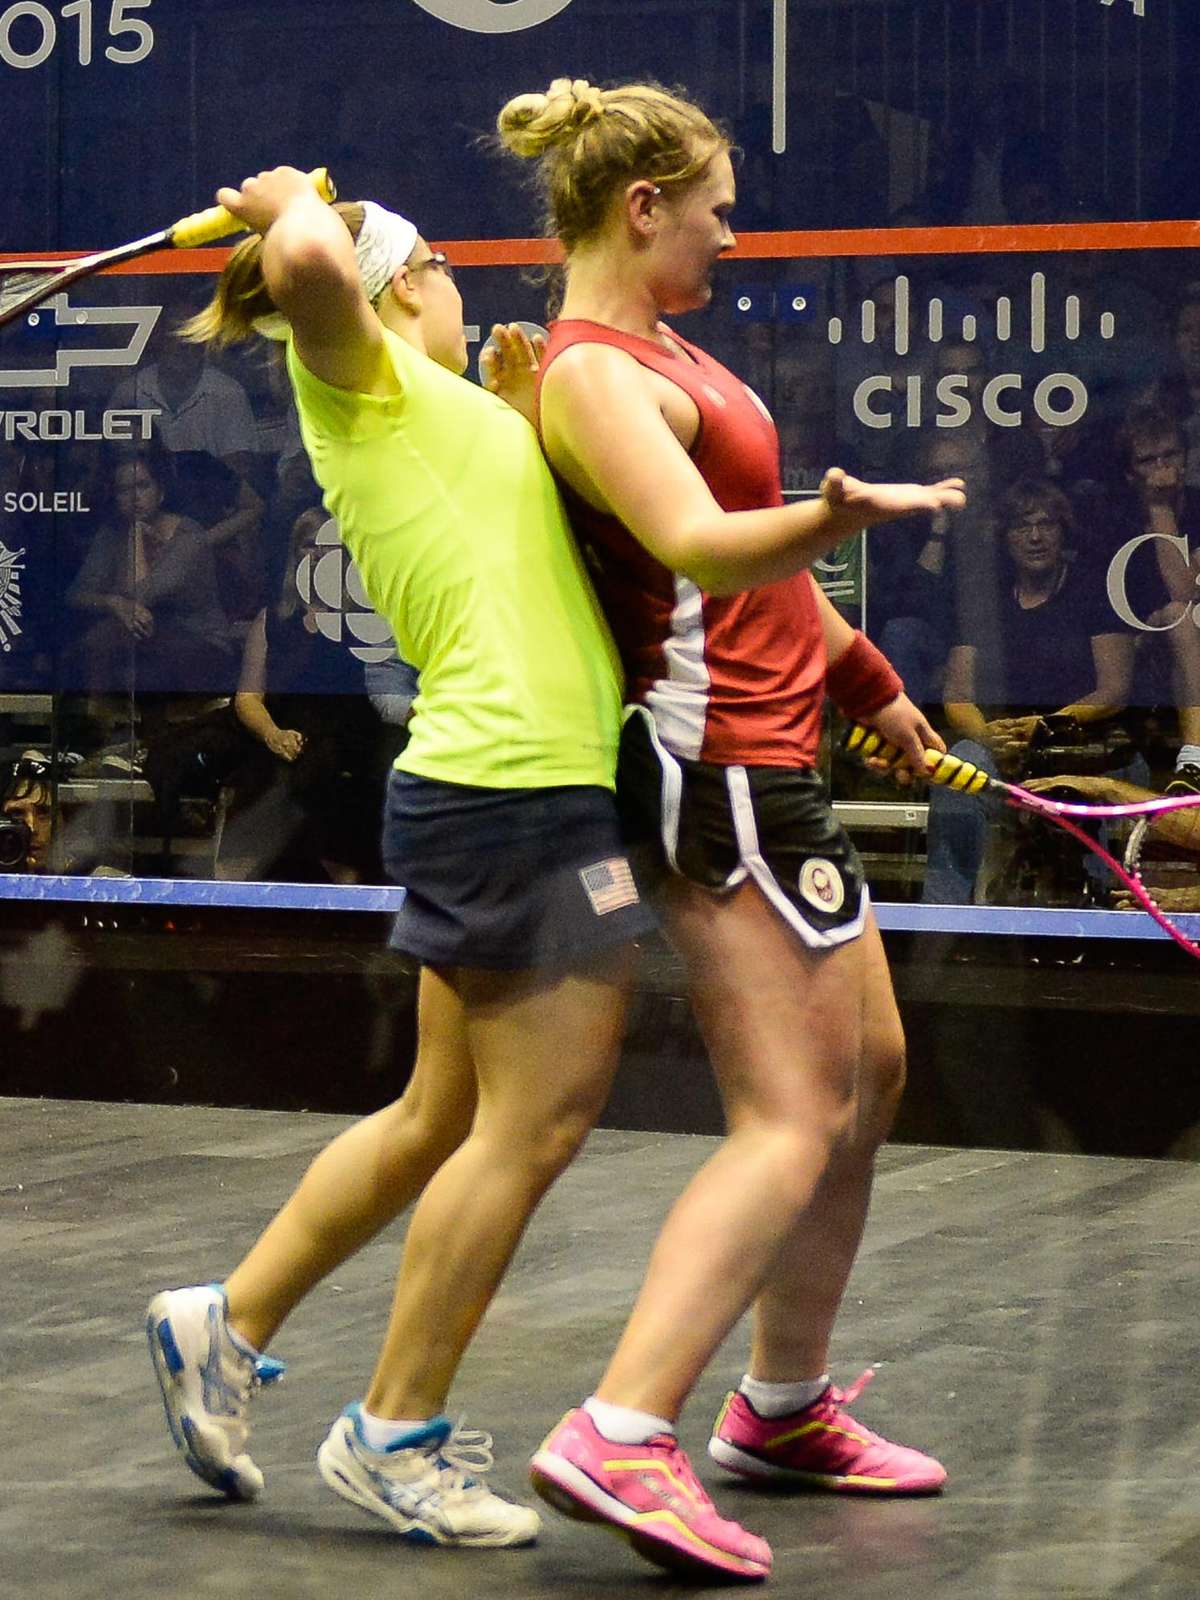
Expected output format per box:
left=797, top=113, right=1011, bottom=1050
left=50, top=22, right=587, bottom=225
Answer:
left=0, top=293, right=162, bottom=389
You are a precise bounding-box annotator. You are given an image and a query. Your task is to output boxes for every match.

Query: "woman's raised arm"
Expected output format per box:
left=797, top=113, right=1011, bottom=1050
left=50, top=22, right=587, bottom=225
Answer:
left=216, top=167, right=397, bottom=397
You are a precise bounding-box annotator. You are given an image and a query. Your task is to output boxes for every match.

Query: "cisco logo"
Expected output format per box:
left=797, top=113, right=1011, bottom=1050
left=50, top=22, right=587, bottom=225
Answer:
left=841, top=273, right=1111, bottom=433
left=295, top=517, right=395, bottom=665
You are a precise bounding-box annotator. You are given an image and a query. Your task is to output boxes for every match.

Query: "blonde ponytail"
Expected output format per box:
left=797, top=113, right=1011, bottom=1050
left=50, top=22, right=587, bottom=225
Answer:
left=180, top=201, right=367, bottom=348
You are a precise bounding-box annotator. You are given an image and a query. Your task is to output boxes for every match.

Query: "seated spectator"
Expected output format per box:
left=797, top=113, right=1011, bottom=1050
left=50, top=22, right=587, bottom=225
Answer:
left=864, top=431, right=967, bottom=708
left=364, top=649, right=420, bottom=737
left=1026, top=771, right=1200, bottom=914
left=923, top=478, right=1135, bottom=903
left=110, top=318, right=266, bottom=598
left=0, top=757, right=52, bottom=872
left=1106, top=405, right=1200, bottom=793
left=63, top=446, right=236, bottom=699
left=170, top=448, right=267, bottom=622
left=110, top=317, right=259, bottom=476
left=1135, top=288, right=1200, bottom=491
left=221, top=507, right=385, bottom=883
left=925, top=70, right=1067, bottom=227
left=864, top=425, right=1036, bottom=707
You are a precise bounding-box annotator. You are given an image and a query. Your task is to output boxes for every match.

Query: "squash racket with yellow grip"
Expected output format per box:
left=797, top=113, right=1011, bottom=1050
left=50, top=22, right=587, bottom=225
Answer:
left=0, top=167, right=337, bottom=333
left=842, top=721, right=1200, bottom=961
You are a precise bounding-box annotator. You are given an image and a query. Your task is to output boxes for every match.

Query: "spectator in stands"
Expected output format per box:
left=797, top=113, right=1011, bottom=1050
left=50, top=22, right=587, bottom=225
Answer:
left=1134, top=287, right=1200, bottom=491
left=223, top=506, right=383, bottom=882
left=1109, top=405, right=1200, bottom=793
left=0, top=757, right=52, bottom=872
left=1026, top=770, right=1200, bottom=914
left=926, top=70, right=1067, bottom=227
left=110, top=316, right=266, bottom=603
left=64, top=446, right=236, bottom=697
left=111, top=316, right=259, bottom=474
left=865, top=424, right=1036, bottom=707
left=923, top=477, right=1134, bottom=902
left=170, top=447, right=268, bottom=622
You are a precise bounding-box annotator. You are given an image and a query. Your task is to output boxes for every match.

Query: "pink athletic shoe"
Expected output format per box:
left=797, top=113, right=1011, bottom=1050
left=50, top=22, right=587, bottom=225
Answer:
left=709, top=1370, right=947, bottom=1494
left=530, top=1408, right=772, bottom=1582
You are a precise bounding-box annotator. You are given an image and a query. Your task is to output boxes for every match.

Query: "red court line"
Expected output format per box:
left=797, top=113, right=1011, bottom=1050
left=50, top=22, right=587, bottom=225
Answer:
left=435, top=218, right=1200, bottom=264
left=4, top=218, right=1198, bottom=275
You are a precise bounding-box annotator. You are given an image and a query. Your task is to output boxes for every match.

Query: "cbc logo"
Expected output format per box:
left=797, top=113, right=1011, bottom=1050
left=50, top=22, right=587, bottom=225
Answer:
left=295, top=518, right=395, bottom=664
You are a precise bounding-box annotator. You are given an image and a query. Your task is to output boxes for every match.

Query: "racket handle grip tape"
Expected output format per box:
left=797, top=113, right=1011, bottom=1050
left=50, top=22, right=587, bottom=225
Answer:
left=169, top=167, right=336, bottom=250
left=842, top=722, right=992, bottom=795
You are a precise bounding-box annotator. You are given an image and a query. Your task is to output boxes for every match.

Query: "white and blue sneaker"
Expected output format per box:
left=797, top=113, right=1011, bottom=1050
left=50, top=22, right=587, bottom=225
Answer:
left=317, top=1403, right=540, bottom=1547
left=146, top=1283, right=284, bottom=1500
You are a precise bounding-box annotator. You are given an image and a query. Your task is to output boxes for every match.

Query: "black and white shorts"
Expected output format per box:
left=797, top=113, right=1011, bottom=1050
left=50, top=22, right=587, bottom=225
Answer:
left=617, top=707, right=869, bottom=950
left=382, top=767, right=657, bottom=971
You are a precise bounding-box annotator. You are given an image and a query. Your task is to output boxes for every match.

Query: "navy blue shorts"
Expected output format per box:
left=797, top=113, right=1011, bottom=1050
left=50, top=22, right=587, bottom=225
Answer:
left=617, top=708, right=869, bottom=950
left=382, top=769, right=657, bottom=971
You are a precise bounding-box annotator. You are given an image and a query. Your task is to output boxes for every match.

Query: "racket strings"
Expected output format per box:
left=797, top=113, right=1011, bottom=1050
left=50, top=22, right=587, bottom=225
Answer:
left=0, top=269, right=59, bottom=319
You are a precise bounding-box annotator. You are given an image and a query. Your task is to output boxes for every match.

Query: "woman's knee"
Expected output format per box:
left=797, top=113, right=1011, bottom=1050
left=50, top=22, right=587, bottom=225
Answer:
left=485, top=1102, right=598, bottom=1191
left=378, top=1086, right=474, bottom=1172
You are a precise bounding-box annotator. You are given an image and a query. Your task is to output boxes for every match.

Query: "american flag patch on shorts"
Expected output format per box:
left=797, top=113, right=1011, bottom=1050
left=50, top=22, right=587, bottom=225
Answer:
left=579, top=857, right=640, bottom=915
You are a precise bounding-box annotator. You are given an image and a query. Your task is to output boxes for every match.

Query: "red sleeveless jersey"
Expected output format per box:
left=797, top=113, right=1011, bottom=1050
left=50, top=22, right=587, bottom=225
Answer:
left=538, top=318, right=825, bottom=767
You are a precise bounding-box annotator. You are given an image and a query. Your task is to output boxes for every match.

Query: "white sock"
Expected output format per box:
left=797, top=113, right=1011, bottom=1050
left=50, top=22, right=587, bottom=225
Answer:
left=738, top=1374, right=830, bottom=1417
left=1176, top=746, right=1200, bottom=770
left=583, top=1397, right=674, bottom=1444
left=358, top=1408, right=429, bottom=1451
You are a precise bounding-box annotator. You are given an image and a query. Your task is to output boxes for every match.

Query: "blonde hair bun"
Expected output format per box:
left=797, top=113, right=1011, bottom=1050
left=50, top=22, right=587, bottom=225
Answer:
left=497, top=77, right=605, bottom=157
left=497, top=77, right=729, bottom=254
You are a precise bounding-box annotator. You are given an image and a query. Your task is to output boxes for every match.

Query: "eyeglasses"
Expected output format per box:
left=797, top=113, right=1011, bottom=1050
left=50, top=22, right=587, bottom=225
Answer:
left=409, top=251, right=455, bottom=284
left=1009, top=516, right=1062, bottom=536
left=1133, top=446, right=1185, bottom=469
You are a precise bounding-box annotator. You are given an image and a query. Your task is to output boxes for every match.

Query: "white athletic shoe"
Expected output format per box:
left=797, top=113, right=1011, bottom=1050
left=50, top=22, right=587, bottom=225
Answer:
left=146, top=1283, right=283, bottom=1500
left=317, top=1403, right=541, bottom=1547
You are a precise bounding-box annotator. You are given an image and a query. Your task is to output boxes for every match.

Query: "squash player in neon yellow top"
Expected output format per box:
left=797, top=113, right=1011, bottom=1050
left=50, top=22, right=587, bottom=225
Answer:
left=284, top=295, right=623, bottom=791
left=145, top=168, right=655, bottom=1548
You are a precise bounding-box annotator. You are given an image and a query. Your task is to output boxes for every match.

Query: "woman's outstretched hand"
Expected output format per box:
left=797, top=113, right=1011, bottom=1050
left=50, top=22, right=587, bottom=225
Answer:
left=821, top=467, right=967, bottom=531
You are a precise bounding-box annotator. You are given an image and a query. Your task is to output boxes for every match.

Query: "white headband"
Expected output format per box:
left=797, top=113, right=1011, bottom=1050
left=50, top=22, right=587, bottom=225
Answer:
left=254, top=200, right=419, bottom=340
left=356, top=201, right=420, bottom=303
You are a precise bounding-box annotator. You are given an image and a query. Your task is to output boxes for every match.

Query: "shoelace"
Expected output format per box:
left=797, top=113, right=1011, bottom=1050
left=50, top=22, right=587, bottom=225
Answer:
left=654, top=1437, right=714, bottom=1511
left=829, top=1368, right=875, bottom=1411
left=433, top=1420, right=496, bottom=1494
left=815, top=1368, right=888, bottom=1444
left=224, top=1352, right=286, bottom=1420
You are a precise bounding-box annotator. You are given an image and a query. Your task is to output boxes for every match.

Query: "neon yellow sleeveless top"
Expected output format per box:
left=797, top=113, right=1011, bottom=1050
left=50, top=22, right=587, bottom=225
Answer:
left=287, top=329, right=622, bottom=789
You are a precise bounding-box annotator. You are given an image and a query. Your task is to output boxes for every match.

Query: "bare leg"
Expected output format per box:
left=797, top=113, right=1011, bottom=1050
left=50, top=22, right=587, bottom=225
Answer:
left=225, top=967, right=476, bottom=1352
left=747, top=916, right=904, bottom=1381
left=364, top=946, right=632, bottom=1420
left=593, top=882, right=897, bottom=1420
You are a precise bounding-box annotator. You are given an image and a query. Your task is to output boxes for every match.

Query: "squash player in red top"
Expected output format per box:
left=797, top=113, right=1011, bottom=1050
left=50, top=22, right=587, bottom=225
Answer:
left=496, top=78, right=966, bottom=1583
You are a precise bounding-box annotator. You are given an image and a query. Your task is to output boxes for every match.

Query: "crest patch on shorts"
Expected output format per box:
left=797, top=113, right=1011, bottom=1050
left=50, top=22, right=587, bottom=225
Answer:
left=580, top=857, right=640, bottom=915
left=798, top=857, right=845, bottom=914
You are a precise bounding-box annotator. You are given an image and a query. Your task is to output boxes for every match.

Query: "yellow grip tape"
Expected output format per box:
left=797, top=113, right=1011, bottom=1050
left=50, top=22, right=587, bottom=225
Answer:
left=845, top=723, right=991, bottom=796
left=169, top=167, right=336, bottom=250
